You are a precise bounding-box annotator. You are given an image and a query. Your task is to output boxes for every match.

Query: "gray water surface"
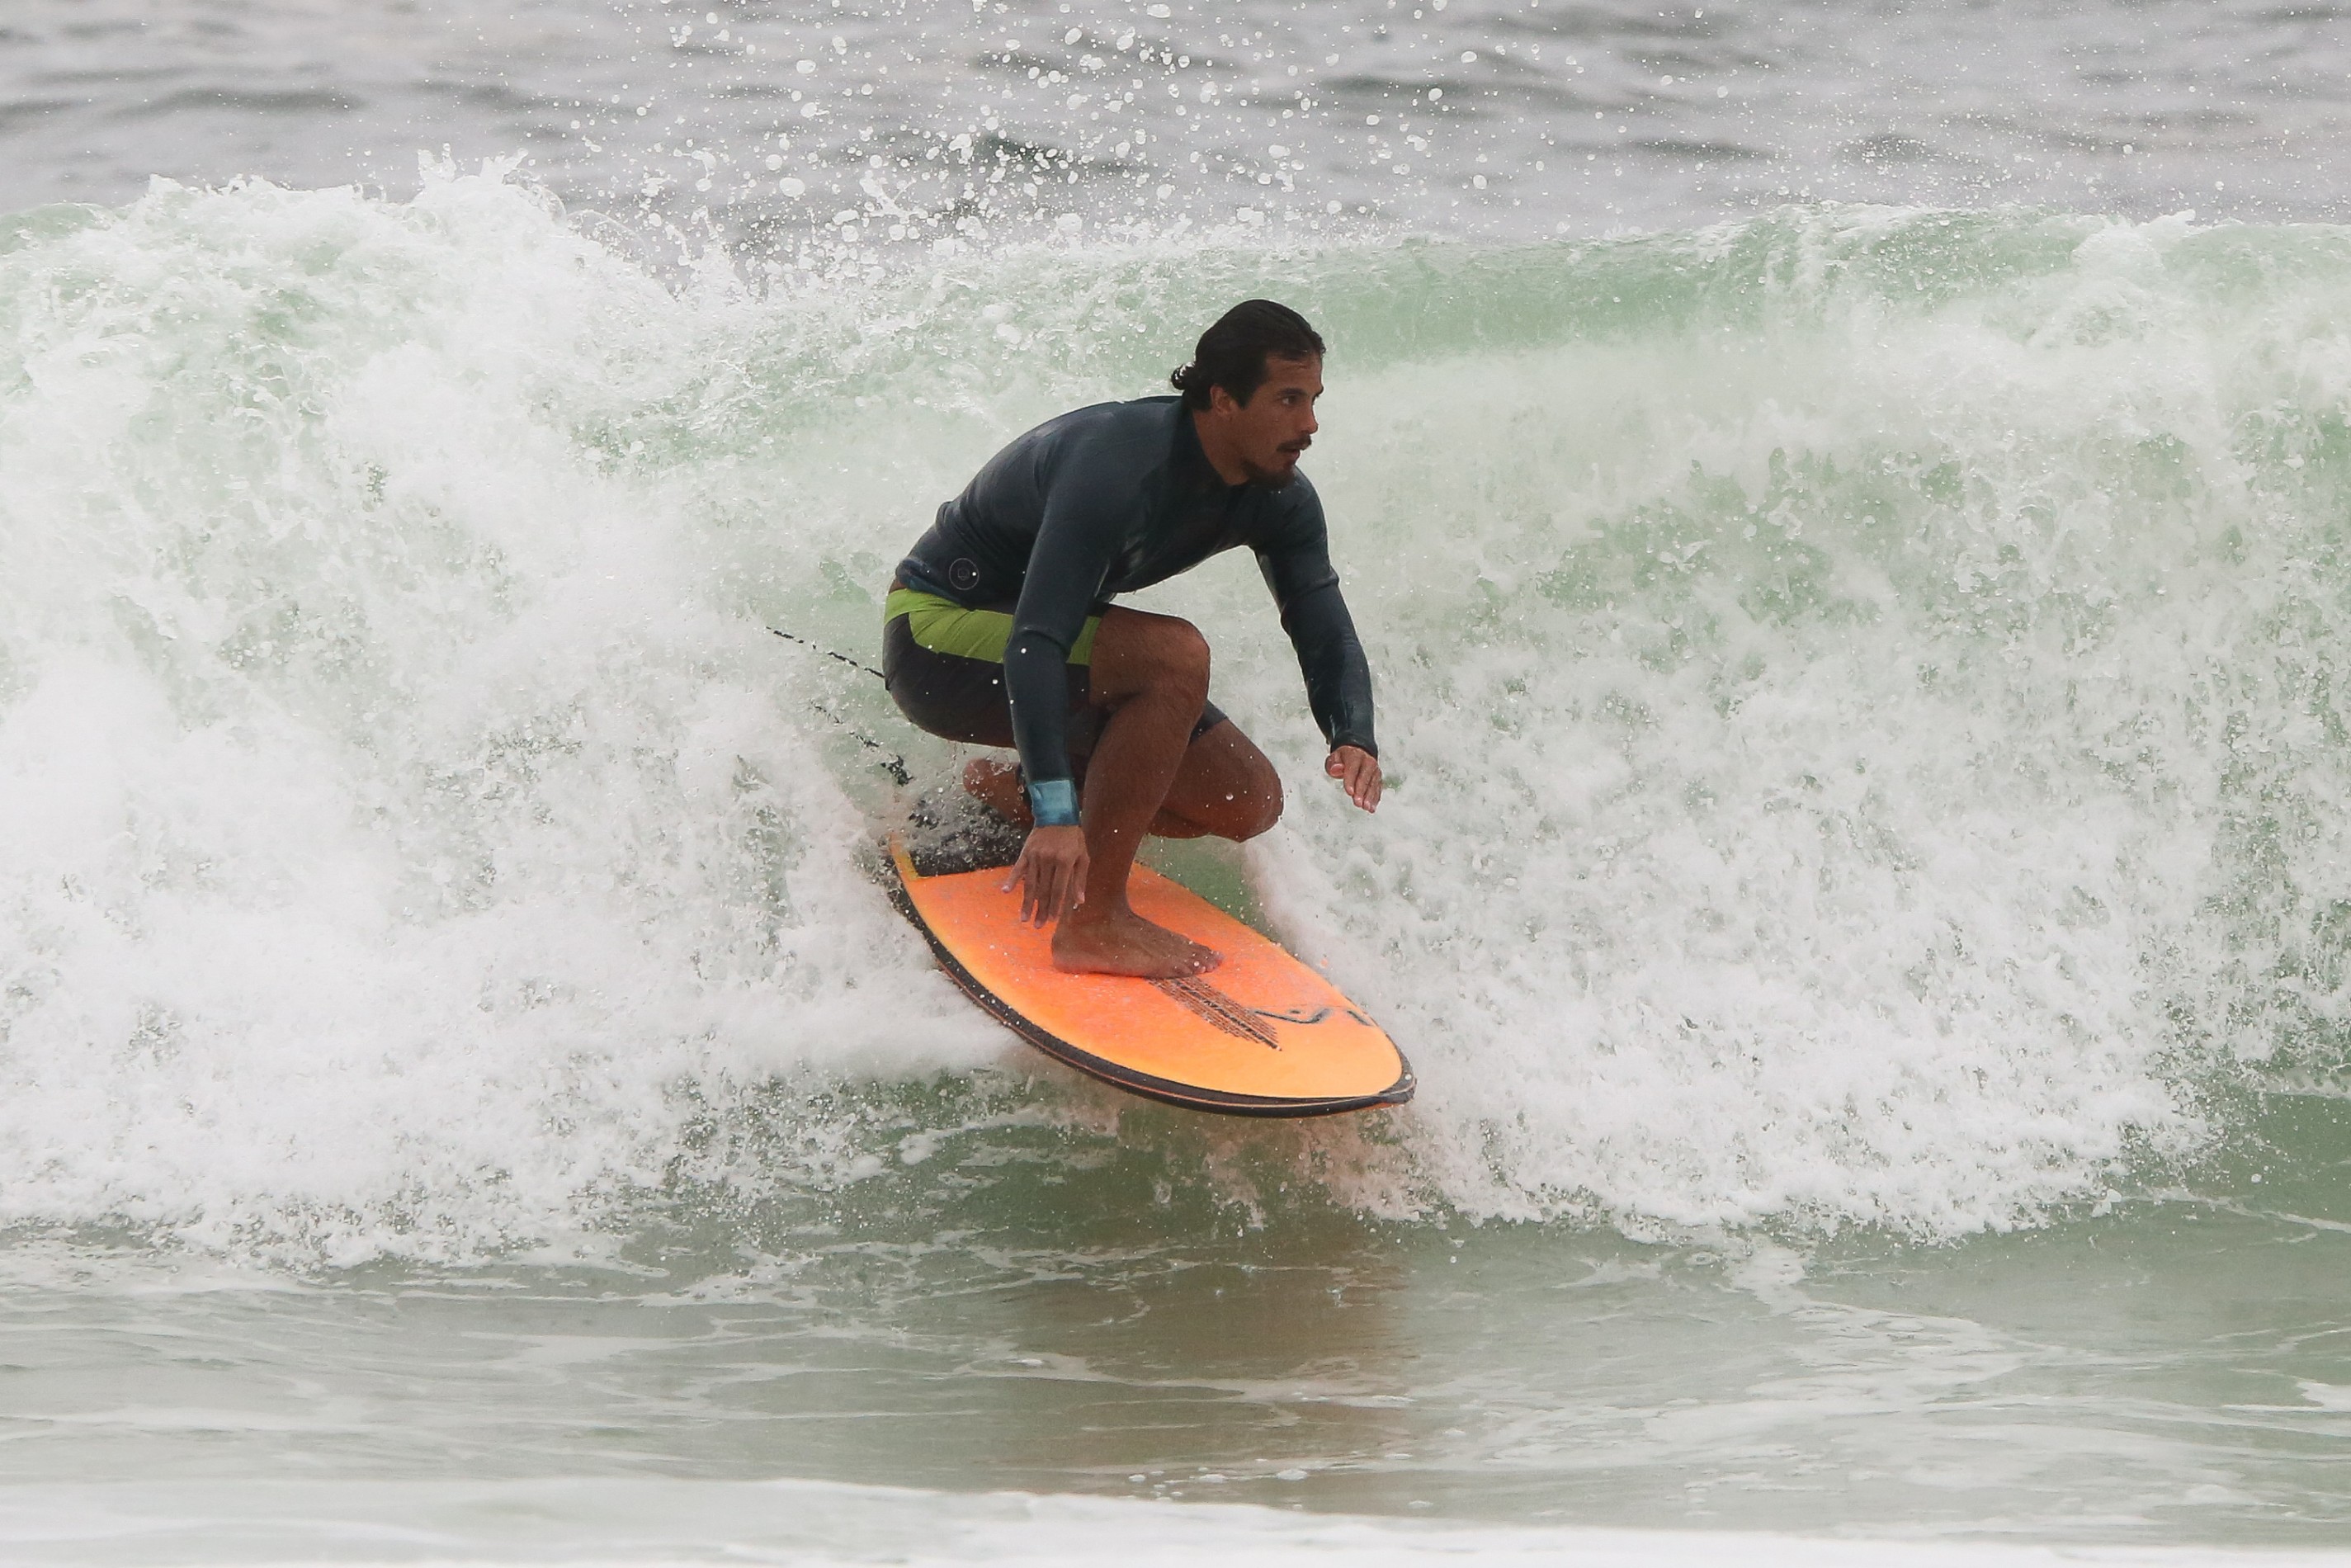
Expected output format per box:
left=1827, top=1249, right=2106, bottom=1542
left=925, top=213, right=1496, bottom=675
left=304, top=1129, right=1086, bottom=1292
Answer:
left=5, top=1086, right=2348, bottom=1549
left=6, top=0, right=2349, bottom=244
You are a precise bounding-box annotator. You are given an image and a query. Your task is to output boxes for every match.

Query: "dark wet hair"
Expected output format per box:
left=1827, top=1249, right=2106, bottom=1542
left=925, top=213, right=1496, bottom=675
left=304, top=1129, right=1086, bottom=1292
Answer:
left=1169, top=300, right=1326, bottom=411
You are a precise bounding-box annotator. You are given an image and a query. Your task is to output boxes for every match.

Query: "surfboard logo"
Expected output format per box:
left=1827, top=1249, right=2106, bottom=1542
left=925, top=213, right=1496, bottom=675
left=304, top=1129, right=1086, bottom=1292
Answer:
left=1152, top=977, right=1283, bottom=1049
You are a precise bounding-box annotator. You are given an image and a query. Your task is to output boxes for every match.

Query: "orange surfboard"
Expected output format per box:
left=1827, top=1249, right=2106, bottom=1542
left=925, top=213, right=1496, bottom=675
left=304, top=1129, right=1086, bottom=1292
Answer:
left=889, top=836, right=1414, bottom=1117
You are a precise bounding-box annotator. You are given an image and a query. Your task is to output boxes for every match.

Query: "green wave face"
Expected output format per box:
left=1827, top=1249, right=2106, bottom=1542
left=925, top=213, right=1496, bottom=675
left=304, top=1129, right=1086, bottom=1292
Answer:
left=4, top=176, right=2351, bottom=1258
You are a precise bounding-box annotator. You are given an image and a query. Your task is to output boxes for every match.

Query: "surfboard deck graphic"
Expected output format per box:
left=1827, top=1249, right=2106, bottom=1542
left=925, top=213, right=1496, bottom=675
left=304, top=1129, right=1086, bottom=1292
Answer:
left=886, top=834, right=1414, bottom=1118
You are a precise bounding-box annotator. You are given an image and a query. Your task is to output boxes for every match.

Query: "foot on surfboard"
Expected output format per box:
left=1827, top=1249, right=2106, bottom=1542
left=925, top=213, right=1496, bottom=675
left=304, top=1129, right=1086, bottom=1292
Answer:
left=1052, top=905, right=1223, bottom=978
left=904, top=777, right=1026, bottom=877
left=885, top=833, right=1414, bottom=1117
left=961, top=757, right=1032, bottom=829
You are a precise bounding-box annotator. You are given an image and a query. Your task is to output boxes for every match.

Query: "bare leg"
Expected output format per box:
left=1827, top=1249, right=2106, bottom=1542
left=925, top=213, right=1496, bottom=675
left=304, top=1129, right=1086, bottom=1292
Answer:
left=1050, top=608, right=1222, bottom=977
left=1146, top=719, right=1283, bottom=841
left=963, top=720, right=1281, bottom=842
left=962, top=755, right=1030, bottom=824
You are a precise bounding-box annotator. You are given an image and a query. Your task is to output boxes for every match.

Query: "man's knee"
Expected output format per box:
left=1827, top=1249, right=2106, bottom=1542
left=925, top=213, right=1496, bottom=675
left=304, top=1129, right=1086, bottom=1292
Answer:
left=1232, top=756, right=1283, bottom=840
left=1142, top=616, right=1211, bottom=704
left=1231, top=771, right=1288, bottom=832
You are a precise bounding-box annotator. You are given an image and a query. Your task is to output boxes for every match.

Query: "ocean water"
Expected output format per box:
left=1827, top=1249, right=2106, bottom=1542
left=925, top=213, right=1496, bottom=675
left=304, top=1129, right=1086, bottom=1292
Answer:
left=2, top=2, right=2351, bottom=1563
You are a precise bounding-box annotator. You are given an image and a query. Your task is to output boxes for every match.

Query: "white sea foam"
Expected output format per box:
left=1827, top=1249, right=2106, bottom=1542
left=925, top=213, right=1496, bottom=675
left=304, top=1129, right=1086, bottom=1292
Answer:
left=5, top=172, right=2350, bottom=1256
left=0, top=172, right=999, bottom=1261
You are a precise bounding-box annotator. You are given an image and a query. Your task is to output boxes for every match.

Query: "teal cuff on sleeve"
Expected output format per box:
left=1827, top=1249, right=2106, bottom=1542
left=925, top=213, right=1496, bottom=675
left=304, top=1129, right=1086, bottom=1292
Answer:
left=1027, top=777, right=1081, bottom=827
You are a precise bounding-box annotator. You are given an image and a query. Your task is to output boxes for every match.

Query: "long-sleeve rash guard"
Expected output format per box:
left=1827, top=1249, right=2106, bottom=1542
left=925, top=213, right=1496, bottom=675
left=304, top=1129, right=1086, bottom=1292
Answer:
left=896, top=395, right=1376, bottom=799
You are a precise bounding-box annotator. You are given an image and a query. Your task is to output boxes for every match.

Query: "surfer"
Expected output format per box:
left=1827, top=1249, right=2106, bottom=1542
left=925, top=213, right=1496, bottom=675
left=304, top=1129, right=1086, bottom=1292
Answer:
left=882, top=300, right=1381, bottom=980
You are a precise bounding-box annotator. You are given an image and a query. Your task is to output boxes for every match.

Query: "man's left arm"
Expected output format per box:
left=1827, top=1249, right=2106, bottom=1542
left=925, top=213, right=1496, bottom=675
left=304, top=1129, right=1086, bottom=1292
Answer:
left=1255, top=484, right=1381, bottom=813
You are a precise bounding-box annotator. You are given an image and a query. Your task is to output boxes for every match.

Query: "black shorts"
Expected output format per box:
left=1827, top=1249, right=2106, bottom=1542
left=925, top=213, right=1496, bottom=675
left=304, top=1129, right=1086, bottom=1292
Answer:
left=881, top=611, right=1226, bottom=772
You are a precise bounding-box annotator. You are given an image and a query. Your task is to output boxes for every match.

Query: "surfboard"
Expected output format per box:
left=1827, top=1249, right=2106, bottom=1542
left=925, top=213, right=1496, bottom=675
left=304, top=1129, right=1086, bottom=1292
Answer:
left=887, top=834, right=1414, bottom=1118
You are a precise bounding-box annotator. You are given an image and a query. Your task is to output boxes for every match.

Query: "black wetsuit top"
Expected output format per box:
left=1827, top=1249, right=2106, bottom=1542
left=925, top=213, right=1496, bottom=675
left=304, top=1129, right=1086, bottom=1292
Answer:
left=897, top=394, right=1376, bottom=796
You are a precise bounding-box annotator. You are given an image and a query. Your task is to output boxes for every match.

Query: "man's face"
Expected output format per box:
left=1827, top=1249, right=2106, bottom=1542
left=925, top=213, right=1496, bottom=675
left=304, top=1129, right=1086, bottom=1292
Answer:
left=1210, top=353, right=1323, bottom=487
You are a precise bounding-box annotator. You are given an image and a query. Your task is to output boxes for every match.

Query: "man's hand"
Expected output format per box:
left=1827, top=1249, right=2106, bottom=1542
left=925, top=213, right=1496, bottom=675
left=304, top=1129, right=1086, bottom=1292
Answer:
left=1003, top=824, right=1088, bottom=926
left=1326, top=745, right=1382, bottom=813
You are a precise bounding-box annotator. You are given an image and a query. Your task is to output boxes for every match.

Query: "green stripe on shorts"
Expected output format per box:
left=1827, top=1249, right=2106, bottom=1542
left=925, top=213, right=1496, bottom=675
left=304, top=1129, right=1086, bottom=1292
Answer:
left=884, top=587, right=1099, bottom=666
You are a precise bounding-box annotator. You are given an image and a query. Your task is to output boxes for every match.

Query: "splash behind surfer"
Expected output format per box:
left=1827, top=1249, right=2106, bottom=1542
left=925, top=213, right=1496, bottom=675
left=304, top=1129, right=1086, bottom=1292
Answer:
left=881, top=300, right=1380, bottom=979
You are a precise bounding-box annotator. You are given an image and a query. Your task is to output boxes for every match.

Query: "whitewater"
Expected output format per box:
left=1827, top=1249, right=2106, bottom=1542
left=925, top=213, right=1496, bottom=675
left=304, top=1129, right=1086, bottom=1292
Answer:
left=1, top=0, right=2349, bottom=1561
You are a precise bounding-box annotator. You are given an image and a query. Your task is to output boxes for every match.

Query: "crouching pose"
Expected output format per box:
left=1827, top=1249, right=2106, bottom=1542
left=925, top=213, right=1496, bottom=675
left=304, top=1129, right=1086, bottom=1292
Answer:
left=881, top=300, right=1381, bottom=978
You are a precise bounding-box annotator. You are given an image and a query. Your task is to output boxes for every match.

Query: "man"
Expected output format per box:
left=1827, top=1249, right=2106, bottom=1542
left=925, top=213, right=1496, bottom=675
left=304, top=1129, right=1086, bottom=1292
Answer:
left=881, top=300, right=1381, bottom=980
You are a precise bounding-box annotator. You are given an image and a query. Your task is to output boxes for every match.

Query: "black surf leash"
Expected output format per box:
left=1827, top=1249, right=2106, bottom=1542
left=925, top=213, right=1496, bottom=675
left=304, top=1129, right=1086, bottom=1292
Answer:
left=768, top=626, right=911, bottom=786
left=770, top=626, right=885, bottom=682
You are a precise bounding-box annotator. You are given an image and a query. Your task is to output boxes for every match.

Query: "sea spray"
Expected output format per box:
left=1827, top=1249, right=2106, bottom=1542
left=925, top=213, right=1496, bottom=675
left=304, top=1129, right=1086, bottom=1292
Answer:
left=0, top=172, right=998, bottom=1261
left=1247, top=208, right=2351, bottom=1231
left=4, top=172, right=2350, bottom=1256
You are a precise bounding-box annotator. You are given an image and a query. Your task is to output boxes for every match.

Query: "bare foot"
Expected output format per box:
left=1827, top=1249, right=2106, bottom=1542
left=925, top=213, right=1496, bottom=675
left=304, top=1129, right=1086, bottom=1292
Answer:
left=962, top=757, right=1032, bottom=827
left=1052, top=905, right=1222, bottom=978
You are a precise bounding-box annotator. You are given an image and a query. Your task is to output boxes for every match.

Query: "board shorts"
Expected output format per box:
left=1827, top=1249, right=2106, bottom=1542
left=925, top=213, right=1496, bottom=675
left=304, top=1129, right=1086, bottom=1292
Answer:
left=881, top=586, right=1227, bottom=768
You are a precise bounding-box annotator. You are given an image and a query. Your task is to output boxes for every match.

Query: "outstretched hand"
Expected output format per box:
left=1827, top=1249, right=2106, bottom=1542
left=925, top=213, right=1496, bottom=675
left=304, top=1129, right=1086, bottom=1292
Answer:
left=1003, top=824, right=1088, bottom=926
left=1326, top=745, right=1382, bottom=813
